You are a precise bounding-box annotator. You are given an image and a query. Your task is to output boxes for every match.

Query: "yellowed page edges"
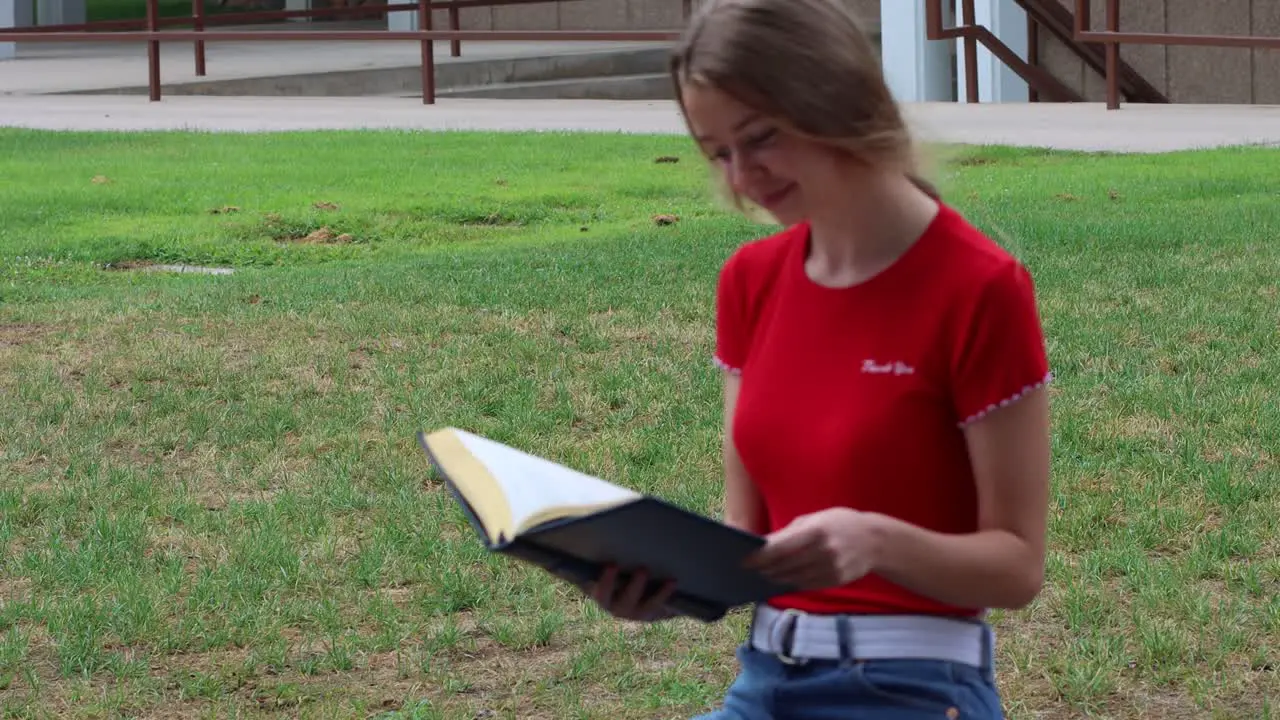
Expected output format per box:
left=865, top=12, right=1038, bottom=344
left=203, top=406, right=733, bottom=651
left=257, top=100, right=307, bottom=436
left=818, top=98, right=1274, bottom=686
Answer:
left=424, top=428, right=511, bottom=546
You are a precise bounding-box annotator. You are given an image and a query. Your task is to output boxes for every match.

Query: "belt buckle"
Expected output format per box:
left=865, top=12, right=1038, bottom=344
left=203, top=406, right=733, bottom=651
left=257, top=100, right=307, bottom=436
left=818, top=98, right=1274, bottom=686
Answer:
left=771, top=607, right=809, bottom=666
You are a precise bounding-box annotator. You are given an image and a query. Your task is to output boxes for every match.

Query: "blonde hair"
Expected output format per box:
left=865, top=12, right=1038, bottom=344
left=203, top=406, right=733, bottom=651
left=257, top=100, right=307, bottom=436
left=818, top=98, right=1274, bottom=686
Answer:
left=669, top=0, right=939, bottom=216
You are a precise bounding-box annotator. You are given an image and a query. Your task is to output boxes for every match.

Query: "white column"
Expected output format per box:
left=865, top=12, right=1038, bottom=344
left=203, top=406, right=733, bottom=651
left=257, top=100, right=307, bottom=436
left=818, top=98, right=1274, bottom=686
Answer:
left=1, top=0, right=35, bottom=60
left=387, top=3, right=416, bottom=30
left=36, top=0, right=85, bottom=25
left=285, top=0, right=311, bottom=23
left=957, top=0, right=1029, bottom=103
left=880, top=0, right=955, bottom=103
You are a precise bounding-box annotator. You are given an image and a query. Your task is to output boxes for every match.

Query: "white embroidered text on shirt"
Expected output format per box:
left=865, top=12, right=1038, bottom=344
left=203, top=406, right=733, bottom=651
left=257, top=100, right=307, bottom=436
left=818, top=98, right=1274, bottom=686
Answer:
left=861, top=359, right=915, bottom=376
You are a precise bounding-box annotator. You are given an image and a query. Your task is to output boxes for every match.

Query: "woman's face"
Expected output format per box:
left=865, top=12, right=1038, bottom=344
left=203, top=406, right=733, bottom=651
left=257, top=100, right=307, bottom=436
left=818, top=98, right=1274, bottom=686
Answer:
left=680, top=82, right=851, bottom=227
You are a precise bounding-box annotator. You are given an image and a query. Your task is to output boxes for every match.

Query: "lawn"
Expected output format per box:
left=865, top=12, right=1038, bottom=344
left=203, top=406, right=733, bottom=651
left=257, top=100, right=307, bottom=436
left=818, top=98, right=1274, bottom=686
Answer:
left=0, top=128, right=1276, bottom=719
left=84, top=0, right=243, bottom=23
left=84, top=0, right=383, bottom=24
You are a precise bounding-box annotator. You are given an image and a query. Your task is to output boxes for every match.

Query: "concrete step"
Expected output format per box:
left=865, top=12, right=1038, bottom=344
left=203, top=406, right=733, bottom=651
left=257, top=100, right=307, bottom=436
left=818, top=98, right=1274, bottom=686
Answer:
left=59, top=45, right=673, bottom=98
left=434, top=72, right=673, bottom=101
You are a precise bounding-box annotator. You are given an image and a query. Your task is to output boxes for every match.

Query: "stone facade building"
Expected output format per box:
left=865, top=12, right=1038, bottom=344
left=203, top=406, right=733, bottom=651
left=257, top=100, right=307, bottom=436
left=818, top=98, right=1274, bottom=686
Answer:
left=451, top=0, right=1279, bottom=105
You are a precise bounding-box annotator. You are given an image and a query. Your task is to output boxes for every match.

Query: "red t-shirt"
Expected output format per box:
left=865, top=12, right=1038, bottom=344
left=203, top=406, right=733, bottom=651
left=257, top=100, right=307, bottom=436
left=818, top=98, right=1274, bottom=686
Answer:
left=715, top=202, right=1052, bottom=618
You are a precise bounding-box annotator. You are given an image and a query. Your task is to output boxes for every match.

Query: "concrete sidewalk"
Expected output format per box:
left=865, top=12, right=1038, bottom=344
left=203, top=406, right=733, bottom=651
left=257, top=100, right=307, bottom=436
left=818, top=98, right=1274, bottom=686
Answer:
left=903, top=101, right=1280, bottom=153
left=0, top=34, right=659, bottom=95
left=3, top=96, right=1280, bottom=153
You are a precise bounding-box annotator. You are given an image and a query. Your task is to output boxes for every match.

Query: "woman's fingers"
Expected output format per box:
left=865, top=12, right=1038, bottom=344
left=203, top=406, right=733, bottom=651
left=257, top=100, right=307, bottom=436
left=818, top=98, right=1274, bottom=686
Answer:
left=757, top=553, right=827, bottom=586
left=591, top=564, right=619, bottom=607
left=638, top=578, right=678, bottom=619
left=589, top=565, right=676, bottom=621
left=616, top=568, right=651, bottom=615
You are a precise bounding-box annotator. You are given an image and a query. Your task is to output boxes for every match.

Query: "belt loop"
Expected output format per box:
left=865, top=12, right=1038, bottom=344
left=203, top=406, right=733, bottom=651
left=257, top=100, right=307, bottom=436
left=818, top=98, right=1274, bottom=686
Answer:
left=980, top=623, right=995, bottom=680
left=773, top=608, right=808, bottom=666
left=835, top=615, right=854, bottom=667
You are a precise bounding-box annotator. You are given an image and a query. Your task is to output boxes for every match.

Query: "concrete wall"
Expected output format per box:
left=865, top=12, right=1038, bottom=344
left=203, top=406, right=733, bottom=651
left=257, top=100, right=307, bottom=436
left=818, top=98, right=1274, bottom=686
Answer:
left=850, top=0, right=1278, bottom=105
left=457, top=0, right=881, bottom=33
left=434, top=0, right=684, bottom=32
left=1038, top=0, right=1280, bottom=104
left=849, top=0, right=1278, bottom=105
left=457, top=0, right=1276, bottom=104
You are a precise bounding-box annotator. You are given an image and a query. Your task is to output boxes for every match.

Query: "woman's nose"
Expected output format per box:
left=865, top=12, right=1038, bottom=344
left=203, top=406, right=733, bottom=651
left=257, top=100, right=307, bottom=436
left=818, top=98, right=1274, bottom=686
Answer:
left=726, top=156, right=755, bottom=194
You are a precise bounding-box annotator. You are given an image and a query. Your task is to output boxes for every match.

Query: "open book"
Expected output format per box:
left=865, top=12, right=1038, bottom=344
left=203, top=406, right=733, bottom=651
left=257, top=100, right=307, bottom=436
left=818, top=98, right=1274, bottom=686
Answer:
left=417, top=427, right=793, bottom=622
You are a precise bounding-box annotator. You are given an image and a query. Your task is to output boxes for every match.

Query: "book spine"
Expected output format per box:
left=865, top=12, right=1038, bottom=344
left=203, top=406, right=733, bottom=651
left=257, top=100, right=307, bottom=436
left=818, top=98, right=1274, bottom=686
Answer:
left=420, top=431, right=499, bottom=548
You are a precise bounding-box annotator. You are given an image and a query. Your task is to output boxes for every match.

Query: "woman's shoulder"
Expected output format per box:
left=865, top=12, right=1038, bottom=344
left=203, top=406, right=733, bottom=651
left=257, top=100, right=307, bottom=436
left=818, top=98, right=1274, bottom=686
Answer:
left=719, top=222, right=806, bottom=286
left=933, top=204, right=1027, bottom=271
left=925, top=204, right=1039, bottom=300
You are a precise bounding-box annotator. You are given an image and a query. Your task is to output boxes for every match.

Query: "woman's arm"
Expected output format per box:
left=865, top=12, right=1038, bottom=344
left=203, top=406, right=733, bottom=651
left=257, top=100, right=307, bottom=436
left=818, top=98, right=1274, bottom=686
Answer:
left=747, top=388, right=1050, bottom=609
left=722, top=372, right=768, bottom=535
left=868, top=386, right=1051, bottom=610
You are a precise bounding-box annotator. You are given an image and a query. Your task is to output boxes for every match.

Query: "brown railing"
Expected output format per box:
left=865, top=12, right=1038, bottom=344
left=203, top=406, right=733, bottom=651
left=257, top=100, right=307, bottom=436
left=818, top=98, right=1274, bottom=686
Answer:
left=0, top=0, right=689, bottom=103
left=11, top=0, right=1274, bottom=111
left=927, top=0, right=1278, bottom=110
left=1015, top=0, right=1166, bottom=105
left=1074, top=0, right=1280, bottom=110
left=925, top=0, right=1083, bottom=103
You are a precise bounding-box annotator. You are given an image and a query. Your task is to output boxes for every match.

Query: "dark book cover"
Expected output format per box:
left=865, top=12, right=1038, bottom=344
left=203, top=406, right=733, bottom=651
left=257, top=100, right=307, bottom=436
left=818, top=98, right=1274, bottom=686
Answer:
left=418, top=431, right=792, bottom=622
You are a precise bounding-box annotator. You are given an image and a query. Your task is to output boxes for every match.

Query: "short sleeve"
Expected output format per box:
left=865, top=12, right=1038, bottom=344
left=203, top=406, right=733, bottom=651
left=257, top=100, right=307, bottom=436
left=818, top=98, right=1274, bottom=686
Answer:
left=950, top=261, right=1052, bottom=427
left=713, top=253, right=748, bottom=375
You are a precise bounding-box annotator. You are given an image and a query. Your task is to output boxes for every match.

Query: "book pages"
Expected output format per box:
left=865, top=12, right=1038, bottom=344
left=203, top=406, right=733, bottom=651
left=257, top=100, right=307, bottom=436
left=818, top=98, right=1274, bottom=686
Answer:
left=454, top=430, right=641, bottom=537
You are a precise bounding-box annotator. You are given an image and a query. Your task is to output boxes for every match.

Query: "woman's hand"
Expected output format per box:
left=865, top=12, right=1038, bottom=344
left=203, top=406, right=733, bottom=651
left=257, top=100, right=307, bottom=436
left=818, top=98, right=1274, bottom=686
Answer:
left=742, top=508, right=886, bottom=590
left=586, top=564, right=679, bottom=622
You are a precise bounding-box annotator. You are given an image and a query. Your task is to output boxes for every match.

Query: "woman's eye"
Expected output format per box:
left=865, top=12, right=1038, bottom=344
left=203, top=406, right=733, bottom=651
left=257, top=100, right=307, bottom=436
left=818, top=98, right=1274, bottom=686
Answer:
left=746, top=128, right=777, bottom=146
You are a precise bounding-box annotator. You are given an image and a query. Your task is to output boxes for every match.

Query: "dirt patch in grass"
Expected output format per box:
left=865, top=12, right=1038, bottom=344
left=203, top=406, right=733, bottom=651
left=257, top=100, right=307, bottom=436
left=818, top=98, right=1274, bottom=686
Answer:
left=0, top=628, right=600, bottom=718
left=459, top=212, right=524, bottom=227
left=101, top=259, right=157, bottom=271
left=100, top=260, right=235, bottom=276
left=1114, top=412, right=1180, bottom=445
left=994, top=613, right=1269, bottom=719
left=0, top=323, right=56, bottom=349
left=254, top=212, right=359, bottom=244
left=0, top=577, right=33, bottom=603
left=280, top=226, right=355, bottom=245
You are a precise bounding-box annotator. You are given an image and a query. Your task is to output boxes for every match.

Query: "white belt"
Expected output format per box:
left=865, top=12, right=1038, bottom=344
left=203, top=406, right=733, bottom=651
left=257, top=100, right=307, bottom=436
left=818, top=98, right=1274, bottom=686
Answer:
left=749, top=604, right=993, bottom=669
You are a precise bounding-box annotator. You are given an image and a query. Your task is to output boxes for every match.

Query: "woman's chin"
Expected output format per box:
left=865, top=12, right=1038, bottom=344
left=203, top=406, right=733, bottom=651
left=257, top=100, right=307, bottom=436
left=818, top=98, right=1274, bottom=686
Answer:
left=760, top=203, right=803, bottom=227
left=754, top=191, right=804, bottom=227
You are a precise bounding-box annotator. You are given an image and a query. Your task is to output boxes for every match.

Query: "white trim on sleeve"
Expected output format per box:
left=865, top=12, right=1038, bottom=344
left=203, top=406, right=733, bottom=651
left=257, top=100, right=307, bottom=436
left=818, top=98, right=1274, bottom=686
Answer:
left=712, top=355, right=742, bottom=375
left=958, top=371, right=1054, bottom=428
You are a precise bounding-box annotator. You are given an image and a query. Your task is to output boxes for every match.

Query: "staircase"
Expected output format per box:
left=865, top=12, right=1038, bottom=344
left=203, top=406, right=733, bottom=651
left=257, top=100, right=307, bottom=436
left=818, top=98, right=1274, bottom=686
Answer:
left=58, top=44, right=678, bottom=100
left=430, top=22, right=877, bottom=100
left=432, top=45, right=673, bottom=100
left=51, top=20, right=879, bottom=101
left=1015, top=0, right=1168, bottom=104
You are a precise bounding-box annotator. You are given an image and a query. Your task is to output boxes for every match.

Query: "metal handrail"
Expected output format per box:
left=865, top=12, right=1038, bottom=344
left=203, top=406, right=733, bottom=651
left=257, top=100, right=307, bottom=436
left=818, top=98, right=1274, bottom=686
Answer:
left=924, top=0, right=1083, bottom=103
left=8, top=0, right=1277, bottom=111
left=0, top=0, right=687, bottom=103
left=1074, top=0, right=1280, bottom=109
left=1012, top=0, right=1166, bottom=104
left=925, top=0, right=1278, bottom=110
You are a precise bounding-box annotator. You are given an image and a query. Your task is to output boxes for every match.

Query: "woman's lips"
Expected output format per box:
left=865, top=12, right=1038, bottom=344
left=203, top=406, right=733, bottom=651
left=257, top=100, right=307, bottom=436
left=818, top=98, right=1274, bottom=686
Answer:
left=758, top=183, right=796, bottom=209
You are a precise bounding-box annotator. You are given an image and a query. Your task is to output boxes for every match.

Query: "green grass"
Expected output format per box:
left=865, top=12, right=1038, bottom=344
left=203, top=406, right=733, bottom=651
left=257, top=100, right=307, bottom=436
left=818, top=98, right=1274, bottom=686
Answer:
left=0, top=128, right=1277, bottom=719
left=86, top=0, right=245, bottom=23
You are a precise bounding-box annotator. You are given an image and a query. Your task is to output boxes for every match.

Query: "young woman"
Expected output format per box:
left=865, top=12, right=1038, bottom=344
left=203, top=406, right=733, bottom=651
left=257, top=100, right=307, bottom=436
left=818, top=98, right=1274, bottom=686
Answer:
left=587, top=0, right=1053, bottom=717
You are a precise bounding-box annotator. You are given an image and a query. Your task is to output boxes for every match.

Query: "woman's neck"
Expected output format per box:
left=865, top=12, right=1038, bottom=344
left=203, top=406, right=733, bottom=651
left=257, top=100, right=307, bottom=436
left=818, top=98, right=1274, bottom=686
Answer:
left=803, top=171, right=940, bottom=289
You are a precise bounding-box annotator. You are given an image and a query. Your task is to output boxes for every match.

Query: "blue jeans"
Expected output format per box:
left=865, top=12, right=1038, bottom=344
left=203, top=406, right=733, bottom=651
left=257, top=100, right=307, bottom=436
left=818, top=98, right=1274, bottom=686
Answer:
left=692, top=643, right=1005, bottom=719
